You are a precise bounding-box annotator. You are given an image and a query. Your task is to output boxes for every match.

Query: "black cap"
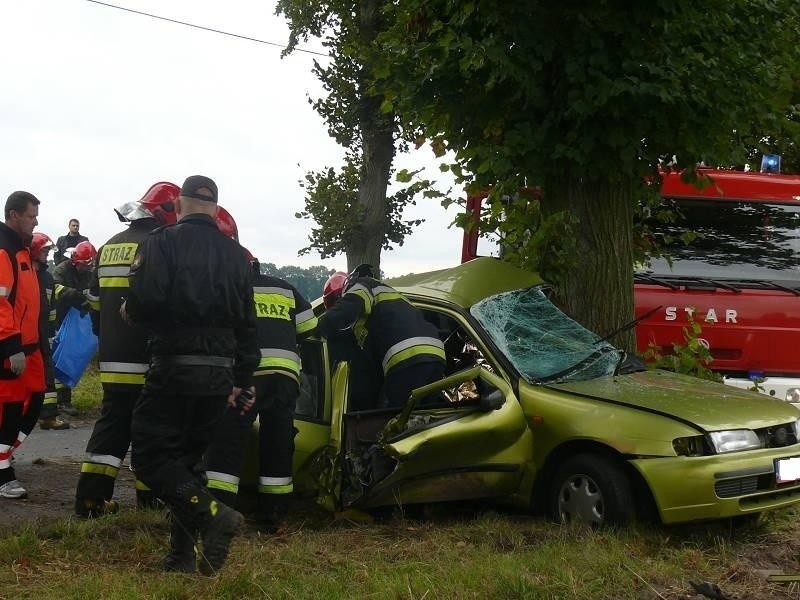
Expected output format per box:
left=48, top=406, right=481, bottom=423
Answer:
left=180, top=175, right=218, bottom=203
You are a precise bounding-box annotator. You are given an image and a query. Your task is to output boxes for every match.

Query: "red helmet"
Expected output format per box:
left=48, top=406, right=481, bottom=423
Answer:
left=323, top=271, right=348, bottom=309
left=70, top=241, right=97, bottom=267
left=30, top=232, right=55, bottom=262
left=215, top=206, right=238, bottom=240
left=139, top=181, right=180, bottom=225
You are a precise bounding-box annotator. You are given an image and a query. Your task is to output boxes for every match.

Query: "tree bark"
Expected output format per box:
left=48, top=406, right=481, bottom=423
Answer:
left=543, top=172, right=637, bottom=352
left=346, top=0, right=395, bottom=274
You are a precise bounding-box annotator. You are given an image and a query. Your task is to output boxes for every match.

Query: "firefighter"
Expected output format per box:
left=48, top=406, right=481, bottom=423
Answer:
left=322, top=271, right=381, bottom=411
left=205, top=239, right=317, bottom=533
left=18, top=233, right=67, bottom=432
left=125, top=175, right=259, bottom=575
left=52, top=239, right=97, bottom=416
left=318, top=264, right=446, bottom=408
left=0, top=191, right=45, bottom=499
left=74, top=182, right=180, bottom=519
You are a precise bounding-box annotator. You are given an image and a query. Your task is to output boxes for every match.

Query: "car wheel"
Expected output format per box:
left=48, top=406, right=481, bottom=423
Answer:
left=550, top=453, right=634, bottom=527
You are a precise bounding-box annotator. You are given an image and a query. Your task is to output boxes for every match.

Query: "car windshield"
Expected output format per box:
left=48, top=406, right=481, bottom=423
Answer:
left=470, top=287, right=621, bottom=384
left=642, top=199, right=800, bottom=282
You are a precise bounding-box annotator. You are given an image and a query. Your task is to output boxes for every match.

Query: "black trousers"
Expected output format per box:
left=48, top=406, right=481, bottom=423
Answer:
left=0, top=401, right=24, bottom=484
left=383, top=360, right=446, bottom=408
left=76, top=387, right=146, bottom=503
left=131, top=387, right=229, bottom=522
left=205, top=375, right=298, bottom=514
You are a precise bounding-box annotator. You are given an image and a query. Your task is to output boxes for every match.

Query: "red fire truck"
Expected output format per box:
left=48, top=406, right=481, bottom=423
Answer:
left=461, top=168, right=800, bottom=402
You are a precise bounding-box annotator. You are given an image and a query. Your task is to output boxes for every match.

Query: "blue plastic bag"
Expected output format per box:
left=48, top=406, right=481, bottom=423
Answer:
left=53, top=307, right=98, bottom=388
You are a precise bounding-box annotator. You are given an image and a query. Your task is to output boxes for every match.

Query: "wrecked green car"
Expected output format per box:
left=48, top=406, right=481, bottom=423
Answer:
left=285, top=258, right=800, bottom=526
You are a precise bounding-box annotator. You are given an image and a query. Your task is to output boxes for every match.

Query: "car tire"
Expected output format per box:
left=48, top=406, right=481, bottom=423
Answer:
left=550, top=453, right=634, bottom=527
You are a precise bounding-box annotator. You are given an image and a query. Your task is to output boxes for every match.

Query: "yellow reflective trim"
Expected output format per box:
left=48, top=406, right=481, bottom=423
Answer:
left=384, top=345, right=446, bottom=374
left=42, top=394, right=57, bottom=406
left=258, top=356, right=300, bottom=374
left=100, top=372, right=145, bottom=385
left=135, top=479, right=151, bottom=491
left=296, top=315, right=318, bottom=335
left=254, top=368, right=299, bottom=382
left=54, top=284, right=66, bottom=298
left=99, top=277, right=130, bottom=288
left=80, top=463, right=119, bottom=478
left=253, top=293, right=294, bottom=320
left=207, top=480, right=239, bottom=494
left=374, top=292, right=404, bottom=302
left=258, top=483, right=293, bottom=495
left=88, top=299, right=101, bottom=311
left=99, top=243, right=138, bottom=267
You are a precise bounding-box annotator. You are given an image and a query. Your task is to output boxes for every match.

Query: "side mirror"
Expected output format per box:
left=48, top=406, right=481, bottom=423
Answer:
left=479, top=389, right=505, bottom=412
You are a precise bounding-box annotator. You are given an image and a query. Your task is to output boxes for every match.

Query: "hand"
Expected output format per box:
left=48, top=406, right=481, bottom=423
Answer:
left=119, top=300, right=130, bottom=324
left=8, top=352, right=25, bottom=375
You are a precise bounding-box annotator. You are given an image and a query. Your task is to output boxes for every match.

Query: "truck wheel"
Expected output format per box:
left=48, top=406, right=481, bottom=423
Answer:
left=550, top=453, right=635, bottom=527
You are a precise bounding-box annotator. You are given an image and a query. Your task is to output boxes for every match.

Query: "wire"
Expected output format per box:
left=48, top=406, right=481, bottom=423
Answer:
left=83, top=0, right=329, bottom=58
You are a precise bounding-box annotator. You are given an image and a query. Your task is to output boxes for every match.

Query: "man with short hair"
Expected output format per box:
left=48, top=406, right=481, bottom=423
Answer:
left=126, top=175, right=259, bottom=575
left=0, top=191, right=46, bottom=499
left=54, top=218, right=88, bottom=265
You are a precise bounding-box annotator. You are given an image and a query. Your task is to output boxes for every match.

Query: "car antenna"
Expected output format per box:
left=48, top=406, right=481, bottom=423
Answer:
left=593, top=305, right=663, bottom=345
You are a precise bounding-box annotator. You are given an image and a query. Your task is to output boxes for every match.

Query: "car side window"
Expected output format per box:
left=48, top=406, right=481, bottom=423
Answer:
left=296, top=339, right=325, bottom=421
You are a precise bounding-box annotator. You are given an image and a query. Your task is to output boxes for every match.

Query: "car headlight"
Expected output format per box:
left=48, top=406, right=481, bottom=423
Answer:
left=709, top=429, right=762, bottom=454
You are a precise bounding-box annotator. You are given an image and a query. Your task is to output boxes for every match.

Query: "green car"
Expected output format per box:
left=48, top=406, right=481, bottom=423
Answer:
left=286, top=257, right=800, bottom=526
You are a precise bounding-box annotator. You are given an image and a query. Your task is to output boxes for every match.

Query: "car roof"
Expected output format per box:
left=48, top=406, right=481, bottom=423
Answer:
left=388, top=257, right=543, bottom=308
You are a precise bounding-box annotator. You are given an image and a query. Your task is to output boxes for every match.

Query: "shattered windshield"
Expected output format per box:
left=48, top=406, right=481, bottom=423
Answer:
left=470, top=287, right=621, bottom=384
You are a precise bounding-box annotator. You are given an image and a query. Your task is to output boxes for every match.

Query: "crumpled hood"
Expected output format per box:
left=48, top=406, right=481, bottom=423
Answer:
left=546, top=369, right=799, bottom=432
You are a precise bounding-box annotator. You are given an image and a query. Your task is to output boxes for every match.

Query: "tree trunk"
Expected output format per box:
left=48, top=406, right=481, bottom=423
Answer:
left=543, top=172, right=637, bottom=352
left=346, top=0, right=395, bottom=275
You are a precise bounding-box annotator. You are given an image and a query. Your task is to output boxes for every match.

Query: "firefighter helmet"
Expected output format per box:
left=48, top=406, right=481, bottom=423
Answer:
left=70, top=241, right=97, bottom=268
left=323, top=271, right=348, bottom=309
left=30, top=232, right=55, bottom=262
left=215, top=206, right=238, bottom=240
left=139, top=181, right=180, bottom=225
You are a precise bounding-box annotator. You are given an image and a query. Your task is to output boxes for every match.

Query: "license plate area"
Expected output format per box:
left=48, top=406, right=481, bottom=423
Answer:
left=775, top=456, right=800, bottom=483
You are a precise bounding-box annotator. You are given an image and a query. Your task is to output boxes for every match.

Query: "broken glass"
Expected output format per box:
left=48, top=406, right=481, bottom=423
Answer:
left=470, top=287, right=621, bottom=383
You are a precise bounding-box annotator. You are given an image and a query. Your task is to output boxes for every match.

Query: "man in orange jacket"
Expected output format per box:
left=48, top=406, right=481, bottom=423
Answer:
left=0, top=191, right=45, bottom=499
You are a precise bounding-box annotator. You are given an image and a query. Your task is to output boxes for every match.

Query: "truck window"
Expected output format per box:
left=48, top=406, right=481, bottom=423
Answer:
left=642, top=199, right=800, bottom=283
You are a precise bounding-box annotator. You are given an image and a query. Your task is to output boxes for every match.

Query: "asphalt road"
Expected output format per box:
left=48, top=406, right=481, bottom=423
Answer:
left=15, top=419, right=94, bottom=464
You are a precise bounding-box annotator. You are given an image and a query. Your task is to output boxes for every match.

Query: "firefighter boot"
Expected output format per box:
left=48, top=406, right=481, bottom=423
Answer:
left=257, top=494, right=290, bottom=534
left=163, top=511, right=198, bottom=573
left=198, top=502, right=244, bottom=576
left=39, top=416, right=70, bottom=430
left=136, top=489, right=162, bottom=511
left=74, top=498, right=120, bottom=519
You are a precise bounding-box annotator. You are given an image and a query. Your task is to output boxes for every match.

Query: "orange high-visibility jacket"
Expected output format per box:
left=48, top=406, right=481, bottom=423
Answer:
left=0, top=222, right=44, bottom=402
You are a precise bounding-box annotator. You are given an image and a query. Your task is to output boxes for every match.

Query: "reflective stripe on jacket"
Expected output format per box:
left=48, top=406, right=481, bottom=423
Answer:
left=317, top=276, right=445, bottom=376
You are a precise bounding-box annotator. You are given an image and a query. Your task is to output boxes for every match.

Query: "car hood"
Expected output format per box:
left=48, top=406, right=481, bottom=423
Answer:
left=544, top=369, right=799, bottom=432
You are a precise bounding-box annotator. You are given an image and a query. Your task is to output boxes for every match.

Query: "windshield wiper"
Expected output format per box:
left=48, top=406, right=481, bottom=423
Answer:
left=634, top=273, right=679, bottom=290
left=758, top=281, right=800, bottom=296
left=696, top=278, right=742, bottom=293
left=537, top=345, right=622, bottom=384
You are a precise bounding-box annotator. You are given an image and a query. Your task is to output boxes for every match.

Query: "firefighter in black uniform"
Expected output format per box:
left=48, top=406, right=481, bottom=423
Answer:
left=318, top=264, right=446, bottom=408
left=125, top=176, right=259, bottom=576
left=52, top=240, right=96, bottom=416
left=205, top=247, right=317, bottom=532
left=74, top=182, right=181, bottom=518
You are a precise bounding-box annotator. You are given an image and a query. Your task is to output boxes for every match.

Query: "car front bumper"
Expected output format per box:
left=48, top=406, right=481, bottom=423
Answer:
left=631, top=447, right=800, bottom=524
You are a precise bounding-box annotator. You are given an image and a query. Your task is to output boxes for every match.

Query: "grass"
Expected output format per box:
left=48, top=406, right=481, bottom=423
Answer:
left=1, top=504, right=799, bottom=599
left=71, top=359, right=102, bottom=413
left=26, top=368, right=800, bottom=598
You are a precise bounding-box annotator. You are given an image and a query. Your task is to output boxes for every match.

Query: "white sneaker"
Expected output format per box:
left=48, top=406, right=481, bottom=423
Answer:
left=0, top=480, right=27, bottom=499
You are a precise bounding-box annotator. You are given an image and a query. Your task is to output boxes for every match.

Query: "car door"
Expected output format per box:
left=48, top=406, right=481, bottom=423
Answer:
left=339, top=364, right=534, bottom=509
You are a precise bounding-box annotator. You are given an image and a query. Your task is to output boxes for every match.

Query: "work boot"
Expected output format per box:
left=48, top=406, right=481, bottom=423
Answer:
left=39, top=416, right=70, bottom=430
left=74, top=498, right=119, bottom=519
left=257, top=495, right=289, bottom=534
left=198, top=502, right=244, bottom=576
left=136, top=489, right=163, bottom=511
left=163, top=512, right=198, bottom=573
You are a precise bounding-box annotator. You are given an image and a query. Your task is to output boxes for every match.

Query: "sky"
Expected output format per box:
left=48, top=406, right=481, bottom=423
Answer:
left=0, top=0, right=467, bottom=277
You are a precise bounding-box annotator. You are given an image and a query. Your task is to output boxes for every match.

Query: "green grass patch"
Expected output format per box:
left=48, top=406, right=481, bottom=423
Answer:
left=1, top=502, right=798, bottom=599
left=71, top=360, right=102, bottom=413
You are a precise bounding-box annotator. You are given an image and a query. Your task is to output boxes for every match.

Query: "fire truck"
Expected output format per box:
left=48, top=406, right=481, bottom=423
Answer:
left=460, top=167, right=800, bottom=402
